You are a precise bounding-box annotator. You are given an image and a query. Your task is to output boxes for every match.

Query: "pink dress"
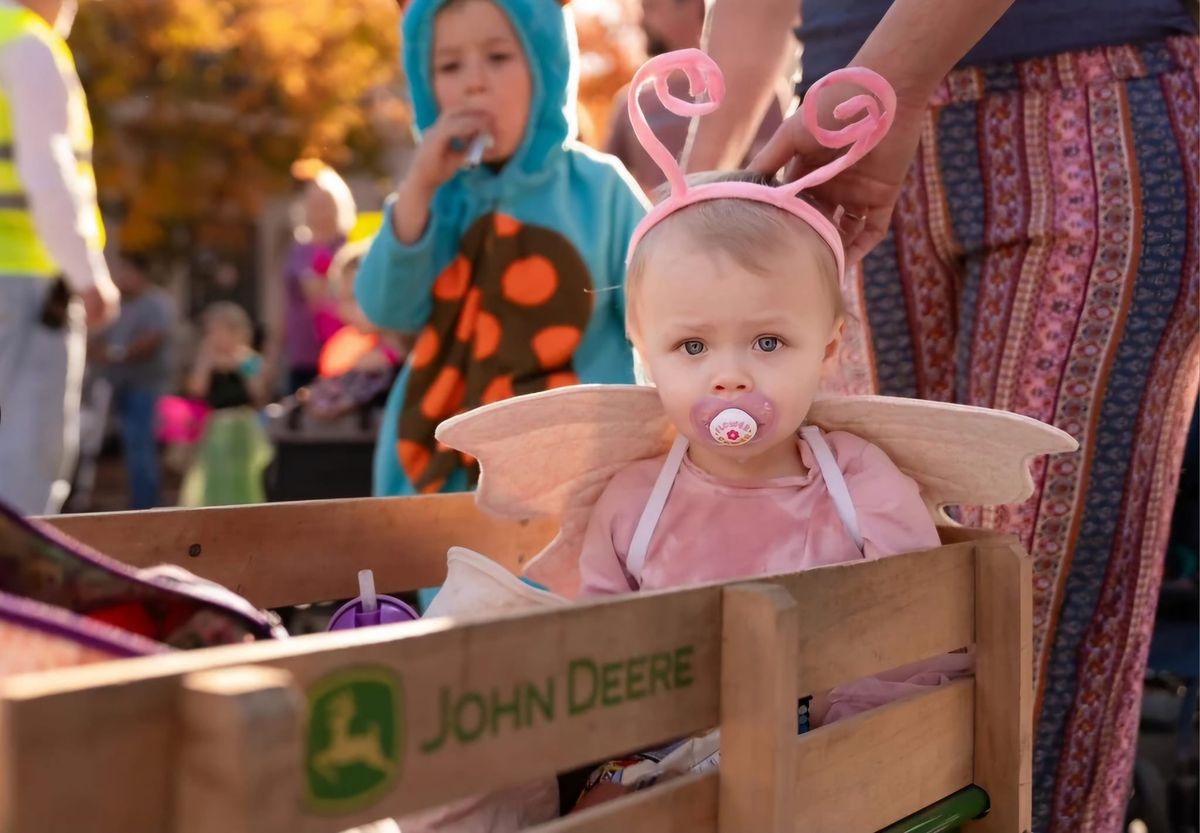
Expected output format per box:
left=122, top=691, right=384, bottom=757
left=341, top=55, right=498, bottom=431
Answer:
left=578, top=425, right=972, bottom=724
left=579, top=426, right=940, bottom=594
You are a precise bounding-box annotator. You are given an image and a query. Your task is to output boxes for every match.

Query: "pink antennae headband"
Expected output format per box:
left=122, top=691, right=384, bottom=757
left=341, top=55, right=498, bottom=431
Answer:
left=625, top=48, right=897, bottom=284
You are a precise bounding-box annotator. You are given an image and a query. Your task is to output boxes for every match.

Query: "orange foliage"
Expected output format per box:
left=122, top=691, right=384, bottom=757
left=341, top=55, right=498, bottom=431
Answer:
left=71, top=0, right=409, bottom=252
left=70, top=0, right=641, bottom=254
left=573, top=0, right=643, bottom=148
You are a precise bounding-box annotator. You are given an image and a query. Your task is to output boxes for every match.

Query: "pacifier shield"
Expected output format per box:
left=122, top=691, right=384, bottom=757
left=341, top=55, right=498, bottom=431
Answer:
left=709, top=408, right=757, bottom=446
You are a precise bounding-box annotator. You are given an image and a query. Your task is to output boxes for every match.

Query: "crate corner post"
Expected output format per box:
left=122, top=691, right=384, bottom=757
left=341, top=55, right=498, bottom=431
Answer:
left=174, top=664, right=306, bottom=833
left=718, top=582, right=800, bottom=833
left=970, top=540, right=1033, bottom=832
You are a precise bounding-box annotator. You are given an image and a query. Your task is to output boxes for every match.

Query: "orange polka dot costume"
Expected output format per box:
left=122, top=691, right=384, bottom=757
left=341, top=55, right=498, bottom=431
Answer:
left=356, top=0, right=647, bottom=497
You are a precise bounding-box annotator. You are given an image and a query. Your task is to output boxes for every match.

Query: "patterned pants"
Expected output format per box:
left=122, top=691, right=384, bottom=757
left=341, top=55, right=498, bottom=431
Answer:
left=839, top=36, right=1199, bottom=833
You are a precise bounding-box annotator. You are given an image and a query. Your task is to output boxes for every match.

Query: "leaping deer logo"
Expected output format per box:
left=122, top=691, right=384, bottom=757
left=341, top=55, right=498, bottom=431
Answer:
left=312, top=690, right=393, bottom=783
left=305, top=669, right=402, bottom=810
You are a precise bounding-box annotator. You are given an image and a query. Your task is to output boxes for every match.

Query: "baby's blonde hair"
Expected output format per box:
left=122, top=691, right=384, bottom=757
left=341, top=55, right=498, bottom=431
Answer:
left=625, top=171, right=843, bottom=335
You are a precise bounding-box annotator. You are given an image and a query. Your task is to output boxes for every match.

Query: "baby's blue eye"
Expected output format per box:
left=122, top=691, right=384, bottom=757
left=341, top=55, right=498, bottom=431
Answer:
left=756, top=336, right=781, bottom=352
left=681, top=340, right=705, bottom=356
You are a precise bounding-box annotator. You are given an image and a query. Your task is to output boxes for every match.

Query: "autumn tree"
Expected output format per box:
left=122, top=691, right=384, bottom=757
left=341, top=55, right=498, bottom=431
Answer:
left=71, top=0, right=644, bottom=257
left=574, top=0, right=643, bottom=148
left=71, top=0, right=408, bottom=254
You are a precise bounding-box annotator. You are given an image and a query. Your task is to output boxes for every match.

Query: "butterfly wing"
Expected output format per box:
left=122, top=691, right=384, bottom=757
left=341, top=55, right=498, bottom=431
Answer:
left=438, top=390, right=1078, bottom=594
left=808, top=396, right=1078, bottom=520
left=436, top=385, right=675, bottom=591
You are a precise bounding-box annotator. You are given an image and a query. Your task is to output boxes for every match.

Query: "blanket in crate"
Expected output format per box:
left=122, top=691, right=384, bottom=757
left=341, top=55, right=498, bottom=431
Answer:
left=0, top=503, right=285, bottom=677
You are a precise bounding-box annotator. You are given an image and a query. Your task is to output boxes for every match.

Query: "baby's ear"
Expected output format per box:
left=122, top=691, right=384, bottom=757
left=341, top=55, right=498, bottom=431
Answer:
left=632, top=349, right=654, bottom=387
left=625, top=324, right=654, bottom=385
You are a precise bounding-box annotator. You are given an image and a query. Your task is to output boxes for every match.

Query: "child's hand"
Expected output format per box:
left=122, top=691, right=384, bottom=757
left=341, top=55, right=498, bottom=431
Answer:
left=201, top=339, right=237, bottom=371
left=402, top=108, right=492, bottom=199
left=390, top=108, right=491, bottom=245
left=186, top=341, right=216, bottom=399
left=194, top=339, right=216, bottom=368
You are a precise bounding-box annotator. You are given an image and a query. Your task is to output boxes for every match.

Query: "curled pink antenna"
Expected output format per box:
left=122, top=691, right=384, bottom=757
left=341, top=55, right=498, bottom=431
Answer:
left=625, top=48, right=896, bottom=284
left=626, top=49, right=726, bottom=201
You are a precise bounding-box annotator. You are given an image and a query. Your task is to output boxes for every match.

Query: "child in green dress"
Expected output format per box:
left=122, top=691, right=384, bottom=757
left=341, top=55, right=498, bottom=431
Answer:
left=180, top=302, right=273, bottom=507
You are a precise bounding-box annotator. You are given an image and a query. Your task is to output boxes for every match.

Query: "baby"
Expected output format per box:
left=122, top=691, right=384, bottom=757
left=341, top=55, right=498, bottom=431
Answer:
left=564, top=49, right=968, bottom=807
left=427, top=48, right=999, bottom=823
left=579, top=55, right=935, bottom=598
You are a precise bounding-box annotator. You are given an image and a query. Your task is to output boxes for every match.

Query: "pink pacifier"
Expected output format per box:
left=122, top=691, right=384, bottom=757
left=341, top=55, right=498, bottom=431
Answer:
left=691, top=393, right=775, bottom=448
left=327, top=569, right=419, bottom=630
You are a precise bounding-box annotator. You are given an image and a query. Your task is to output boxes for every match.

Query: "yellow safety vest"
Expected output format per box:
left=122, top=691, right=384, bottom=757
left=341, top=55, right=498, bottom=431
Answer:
left=0, top=6, right=104, bottom=278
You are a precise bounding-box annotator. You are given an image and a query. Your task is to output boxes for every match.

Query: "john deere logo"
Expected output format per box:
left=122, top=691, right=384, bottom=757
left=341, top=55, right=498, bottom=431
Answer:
left=305, top=667, right=403, bottom=813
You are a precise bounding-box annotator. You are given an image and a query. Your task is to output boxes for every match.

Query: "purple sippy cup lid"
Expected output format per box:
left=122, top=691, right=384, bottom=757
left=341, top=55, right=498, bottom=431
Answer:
left=326, top=570, right=419, bottom=631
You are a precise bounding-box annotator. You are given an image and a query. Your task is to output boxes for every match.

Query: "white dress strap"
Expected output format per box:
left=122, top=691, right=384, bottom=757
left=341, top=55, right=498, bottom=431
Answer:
left=800, top=425, right=863, bottom=552
left=626, top=433, right=689, bottom=585
left=626, top=427, right=863, bottom=585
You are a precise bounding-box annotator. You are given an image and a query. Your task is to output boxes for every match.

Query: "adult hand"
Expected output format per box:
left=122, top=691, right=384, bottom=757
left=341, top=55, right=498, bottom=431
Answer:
left=79, top=281, right=120, bottom=329
left=749, top=84, right=926, bottom=264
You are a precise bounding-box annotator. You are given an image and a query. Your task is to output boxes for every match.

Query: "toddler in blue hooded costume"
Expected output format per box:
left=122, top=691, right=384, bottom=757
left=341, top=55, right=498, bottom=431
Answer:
left=356, top=0, right=647, bottom=500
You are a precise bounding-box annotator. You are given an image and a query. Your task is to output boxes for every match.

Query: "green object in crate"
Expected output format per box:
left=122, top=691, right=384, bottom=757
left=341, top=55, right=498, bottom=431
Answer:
left=876, top=786, right=990, bottom=833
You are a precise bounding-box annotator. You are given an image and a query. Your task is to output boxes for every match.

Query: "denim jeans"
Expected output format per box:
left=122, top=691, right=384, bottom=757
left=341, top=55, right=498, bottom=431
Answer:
left=114, top=385, right=161, bottom=509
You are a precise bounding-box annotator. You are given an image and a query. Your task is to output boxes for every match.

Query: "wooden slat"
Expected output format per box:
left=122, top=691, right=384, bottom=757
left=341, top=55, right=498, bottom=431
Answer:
left=0, top=588, right=720, bottom=833
left=719, top=584, right=800, bottom=832
left=42, top=494, right=558, bottom=609
left=792, top=679, right=976, bottom=833
left=768, top=543, right=976, bottom=694
left=530, top=772, right=717, bottom=833
left=175, top=666, right=304, bottom=833
left=42, top=501, right=981, bottom=613
left=970, top=539, right=1032, bottom=833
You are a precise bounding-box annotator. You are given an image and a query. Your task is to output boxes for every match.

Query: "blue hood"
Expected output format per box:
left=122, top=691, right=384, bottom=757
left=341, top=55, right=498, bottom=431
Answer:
left=402, top=0, right=579, bottom=178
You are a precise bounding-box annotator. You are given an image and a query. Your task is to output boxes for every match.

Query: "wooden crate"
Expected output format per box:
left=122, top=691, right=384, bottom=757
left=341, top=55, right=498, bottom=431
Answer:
left=0, top=496, right=1031, bottom=833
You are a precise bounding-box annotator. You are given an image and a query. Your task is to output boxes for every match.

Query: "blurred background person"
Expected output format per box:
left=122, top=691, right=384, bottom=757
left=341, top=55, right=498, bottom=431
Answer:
left=88, top=252, right=174, bottom=509
left=181, top=301, right=272, bottom=507
left=280, top=160, right=357, bottom=394
left=0, top=0, right=120, bottom=515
